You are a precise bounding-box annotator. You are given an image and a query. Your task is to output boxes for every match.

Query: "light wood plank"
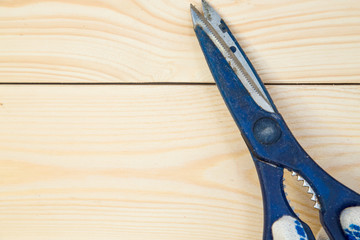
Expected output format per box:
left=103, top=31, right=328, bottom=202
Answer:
left=0, top=0, right=359, bottom=83
left=0, top=85, right=359, bottom=239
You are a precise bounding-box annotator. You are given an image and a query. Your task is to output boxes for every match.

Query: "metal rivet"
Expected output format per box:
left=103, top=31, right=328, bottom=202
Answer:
left=253, top=117, right=282, bottom=145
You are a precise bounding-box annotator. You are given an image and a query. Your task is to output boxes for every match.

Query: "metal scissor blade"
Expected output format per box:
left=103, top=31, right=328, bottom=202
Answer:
left=191, top=2, right=274, bottom=113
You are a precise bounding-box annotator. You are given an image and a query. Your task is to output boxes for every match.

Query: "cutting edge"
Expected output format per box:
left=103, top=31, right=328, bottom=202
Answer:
left=190, top=2, right=274, bottom=113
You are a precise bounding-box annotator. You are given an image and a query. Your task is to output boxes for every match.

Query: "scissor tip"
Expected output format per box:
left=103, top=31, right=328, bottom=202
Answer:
left=201, top=0, right=208, bottom=12
left=201, top=0, right=209, bottom=6
left=189, top=3, right=198, bottom=11
left=190, top=4, right=202, bottom=27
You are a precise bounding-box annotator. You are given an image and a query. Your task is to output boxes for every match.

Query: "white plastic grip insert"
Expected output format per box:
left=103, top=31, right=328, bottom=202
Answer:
left=272, top=216, right=309, bottom=240
left=316, top=206, right=360, bottom=240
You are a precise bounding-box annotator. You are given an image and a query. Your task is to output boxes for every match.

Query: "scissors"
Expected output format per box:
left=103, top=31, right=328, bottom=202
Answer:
left=190, top=1, right=360, bottom=240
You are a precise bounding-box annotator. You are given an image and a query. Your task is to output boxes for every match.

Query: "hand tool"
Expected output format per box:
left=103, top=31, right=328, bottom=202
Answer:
left=190, top=1, right=360, bottom=239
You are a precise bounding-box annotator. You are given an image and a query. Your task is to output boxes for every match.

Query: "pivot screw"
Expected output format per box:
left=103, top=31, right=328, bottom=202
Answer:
left=253, top=117, right=282, bottom=145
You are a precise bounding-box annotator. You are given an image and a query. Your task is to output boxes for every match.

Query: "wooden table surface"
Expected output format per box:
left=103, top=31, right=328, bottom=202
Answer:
left=0, top=0, right=359, bottom=239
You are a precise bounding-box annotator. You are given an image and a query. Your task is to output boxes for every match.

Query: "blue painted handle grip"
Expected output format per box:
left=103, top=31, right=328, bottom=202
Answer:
left=254, top=159, right=315, bottom=240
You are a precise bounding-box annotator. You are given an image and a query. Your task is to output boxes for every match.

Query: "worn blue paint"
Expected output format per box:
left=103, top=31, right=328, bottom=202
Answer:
left=254, top=160, right=314, bottom=240
left=193, top=14, right=360, bottom=240
left=295, top=220, right=307, bottom=240
left=344, top=224, right=360, bottom=240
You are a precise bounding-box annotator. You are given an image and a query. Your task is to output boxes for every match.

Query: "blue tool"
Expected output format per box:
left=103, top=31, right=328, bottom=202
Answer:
left=190, top=1, right=360, bottom=240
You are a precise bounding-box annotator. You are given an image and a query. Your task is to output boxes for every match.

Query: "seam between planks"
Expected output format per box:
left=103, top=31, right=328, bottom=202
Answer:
left=0, top=82, right=359, bottom=86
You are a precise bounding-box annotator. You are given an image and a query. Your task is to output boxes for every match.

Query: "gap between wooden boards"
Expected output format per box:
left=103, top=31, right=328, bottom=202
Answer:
left=0, top=82, right=360, bottom=86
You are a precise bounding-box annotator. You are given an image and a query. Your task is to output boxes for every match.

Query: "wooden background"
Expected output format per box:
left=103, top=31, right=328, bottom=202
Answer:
left=0, top=0, right=359, bottom=239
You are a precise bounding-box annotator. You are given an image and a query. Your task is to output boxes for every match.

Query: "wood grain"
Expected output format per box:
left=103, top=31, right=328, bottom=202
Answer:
left=0, top=85, right=359, bottom=239
left=0, top=0, right=359, bottom=83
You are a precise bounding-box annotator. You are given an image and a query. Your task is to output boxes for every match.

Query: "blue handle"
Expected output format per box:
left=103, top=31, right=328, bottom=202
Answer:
left=254, top=158, right=315, bottom=240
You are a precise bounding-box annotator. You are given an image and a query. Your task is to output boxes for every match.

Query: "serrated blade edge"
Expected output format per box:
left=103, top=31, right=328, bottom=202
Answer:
left=190, top=4, right=274, bottom=113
